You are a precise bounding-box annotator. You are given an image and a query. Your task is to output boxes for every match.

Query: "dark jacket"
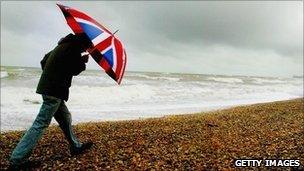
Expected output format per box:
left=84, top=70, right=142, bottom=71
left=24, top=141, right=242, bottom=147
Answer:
left=36, top=34, right=86, bottom=101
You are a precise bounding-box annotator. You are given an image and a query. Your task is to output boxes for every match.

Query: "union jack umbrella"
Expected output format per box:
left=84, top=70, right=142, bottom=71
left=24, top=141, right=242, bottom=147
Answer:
left=57, top=4, right=127, bottom=84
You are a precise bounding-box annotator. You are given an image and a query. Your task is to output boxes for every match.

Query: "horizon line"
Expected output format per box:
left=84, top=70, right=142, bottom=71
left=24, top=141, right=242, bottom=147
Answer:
left=1, top=65, right=303, bottom=78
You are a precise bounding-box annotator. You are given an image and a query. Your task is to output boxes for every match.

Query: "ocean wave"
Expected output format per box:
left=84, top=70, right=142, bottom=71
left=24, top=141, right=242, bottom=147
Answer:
left=252, top=78, right=286, bottom=84
left=130, top=74, right=180, bottom=82
left=206, top=77, right=244, bottom=83
left=1, top=71, right=8, bottom=78
left=1, top=68, right=303, bottom=131
left=1, top=76, right=303, bottom=131
left=68, top=84, right=156, bottom=105
left=73, top=75, right=116, bottom=86
left=158, top=76, right=180, bottom=81
left=16, top=68, right=25, bottom=71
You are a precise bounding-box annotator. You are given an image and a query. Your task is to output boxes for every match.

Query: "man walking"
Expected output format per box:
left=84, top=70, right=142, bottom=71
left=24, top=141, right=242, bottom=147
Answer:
left=9, top=33, right=93, bottom=170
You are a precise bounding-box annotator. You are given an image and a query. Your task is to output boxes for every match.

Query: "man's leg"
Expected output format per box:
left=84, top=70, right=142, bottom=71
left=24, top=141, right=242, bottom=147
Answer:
left=53, top=101, right=82, bottom=148
left=53, top=102, right=93, bottom=155
left=9, top=95, right=61, bottom=164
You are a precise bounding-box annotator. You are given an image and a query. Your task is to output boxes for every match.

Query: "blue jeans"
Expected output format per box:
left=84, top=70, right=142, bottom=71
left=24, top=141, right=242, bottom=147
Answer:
left=10, top=95, right=81, bottom=164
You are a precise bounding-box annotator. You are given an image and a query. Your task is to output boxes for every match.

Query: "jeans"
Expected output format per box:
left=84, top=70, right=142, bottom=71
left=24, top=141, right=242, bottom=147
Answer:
left=10, top=95, right=81, bottom=164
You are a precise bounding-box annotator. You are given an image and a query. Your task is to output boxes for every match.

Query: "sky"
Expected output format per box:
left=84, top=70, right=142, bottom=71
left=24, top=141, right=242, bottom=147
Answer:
left=1, top=1, right=303, bottom=77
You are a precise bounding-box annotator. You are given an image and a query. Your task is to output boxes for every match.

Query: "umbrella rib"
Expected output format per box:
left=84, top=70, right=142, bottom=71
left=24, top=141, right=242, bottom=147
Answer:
left=113, top=30, right=119, bottom=35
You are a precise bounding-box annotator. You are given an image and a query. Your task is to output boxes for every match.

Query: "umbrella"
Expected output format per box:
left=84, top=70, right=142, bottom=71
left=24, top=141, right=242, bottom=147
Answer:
left=57, top=4, right=127, bottom=84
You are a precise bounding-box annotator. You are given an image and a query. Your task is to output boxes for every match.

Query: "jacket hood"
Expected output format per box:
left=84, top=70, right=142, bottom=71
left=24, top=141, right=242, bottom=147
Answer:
left=58, top=33, right=79, bottom=45
left=58, top=33, right=92, bottom=51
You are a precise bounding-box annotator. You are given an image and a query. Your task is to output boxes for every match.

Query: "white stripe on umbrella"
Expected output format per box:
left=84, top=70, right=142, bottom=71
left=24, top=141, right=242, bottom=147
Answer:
left=92, top=33, right=111, bottom=46
left=111, top=38, right=117, bottom=73
left=74, top=17, right=101, bottom=32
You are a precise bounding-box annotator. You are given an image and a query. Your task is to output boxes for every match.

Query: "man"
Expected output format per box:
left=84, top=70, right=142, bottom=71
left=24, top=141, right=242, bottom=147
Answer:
left=9, top=33, right=93, bottom=170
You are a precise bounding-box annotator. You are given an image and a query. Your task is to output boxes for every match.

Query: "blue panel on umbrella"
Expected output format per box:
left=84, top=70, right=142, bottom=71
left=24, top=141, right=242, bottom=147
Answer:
left=103, top=48, right=114, bottom=67
left=79, top=22, right=103, bottom=40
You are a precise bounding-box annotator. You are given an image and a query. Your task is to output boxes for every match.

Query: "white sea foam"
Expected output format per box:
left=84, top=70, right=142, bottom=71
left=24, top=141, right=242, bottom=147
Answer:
left=130, top=73, right=180, bottom=82
left=1, top=71, right=8, bottom=78
left=206, top=77, right=244, bottom=83
left=252, top=77, right=286, bottom=84
left=16, top=68, right=25, bottom=71
left=1, top=67, right=303, bottom=131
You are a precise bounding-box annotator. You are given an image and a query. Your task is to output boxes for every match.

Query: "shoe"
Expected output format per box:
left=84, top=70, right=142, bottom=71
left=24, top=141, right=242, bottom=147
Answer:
left=70, top=141, right=93, bottom=156
left=7, top=160, right=41, bottom=171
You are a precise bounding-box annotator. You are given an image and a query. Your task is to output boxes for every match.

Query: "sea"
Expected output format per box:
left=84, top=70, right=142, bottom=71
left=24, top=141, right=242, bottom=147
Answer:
left=1, top=66, right=303, bottom=131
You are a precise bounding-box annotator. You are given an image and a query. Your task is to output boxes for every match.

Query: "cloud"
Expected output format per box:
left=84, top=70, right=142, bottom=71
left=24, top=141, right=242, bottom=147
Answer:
left=1, top=1, right=303, bottom=77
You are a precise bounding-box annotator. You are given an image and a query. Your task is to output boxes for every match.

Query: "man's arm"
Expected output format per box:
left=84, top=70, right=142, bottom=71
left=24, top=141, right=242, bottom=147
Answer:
left=40, top=51, right=52, bottom=70
left=70, top=53, right=88, bottom=76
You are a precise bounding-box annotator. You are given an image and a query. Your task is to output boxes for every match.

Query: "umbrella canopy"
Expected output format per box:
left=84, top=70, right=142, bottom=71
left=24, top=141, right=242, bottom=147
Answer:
left=57, top=4, right=127, bottom=84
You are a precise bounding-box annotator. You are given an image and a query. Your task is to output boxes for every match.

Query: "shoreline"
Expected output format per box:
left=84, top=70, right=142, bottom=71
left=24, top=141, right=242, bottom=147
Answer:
left=1, top=98, right=303, bottom=169
left=1, top=98, right=302, bottom=132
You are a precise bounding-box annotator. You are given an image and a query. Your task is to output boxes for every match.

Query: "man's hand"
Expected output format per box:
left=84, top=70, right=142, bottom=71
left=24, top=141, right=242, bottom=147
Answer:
left=81, top=54, right=89, bottom=63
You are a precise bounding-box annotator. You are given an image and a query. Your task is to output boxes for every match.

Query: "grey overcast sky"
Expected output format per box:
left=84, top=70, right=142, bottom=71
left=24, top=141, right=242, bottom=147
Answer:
left=1, top=1, right=303, bottom=77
